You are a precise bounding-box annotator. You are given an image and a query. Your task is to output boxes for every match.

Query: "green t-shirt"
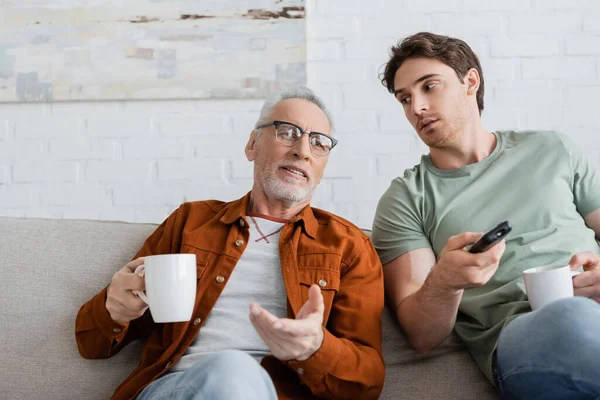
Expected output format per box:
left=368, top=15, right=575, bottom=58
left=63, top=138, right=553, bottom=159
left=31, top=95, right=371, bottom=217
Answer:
left=372, top=130, right=600, bottom=382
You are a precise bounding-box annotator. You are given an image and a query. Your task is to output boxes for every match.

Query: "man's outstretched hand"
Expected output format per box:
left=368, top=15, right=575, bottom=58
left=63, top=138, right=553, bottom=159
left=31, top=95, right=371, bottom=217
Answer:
left=250, top=284, right=324, bottom=361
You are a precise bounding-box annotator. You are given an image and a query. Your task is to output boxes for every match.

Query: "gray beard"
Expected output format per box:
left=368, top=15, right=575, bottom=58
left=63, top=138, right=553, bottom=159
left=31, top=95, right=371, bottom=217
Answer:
left=259, top=169, right=314, bottom=206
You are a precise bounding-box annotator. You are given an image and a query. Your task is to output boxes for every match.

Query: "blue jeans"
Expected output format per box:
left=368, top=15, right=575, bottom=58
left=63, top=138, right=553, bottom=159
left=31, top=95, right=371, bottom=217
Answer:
left=493, top=297, right=600, bottom=400
left=137, top=350, right=278, bottom=400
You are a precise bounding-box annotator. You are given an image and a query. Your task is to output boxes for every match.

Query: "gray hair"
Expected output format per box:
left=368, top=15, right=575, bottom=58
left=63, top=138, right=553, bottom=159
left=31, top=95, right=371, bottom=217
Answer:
left=254, top=86, right=334, bottom=133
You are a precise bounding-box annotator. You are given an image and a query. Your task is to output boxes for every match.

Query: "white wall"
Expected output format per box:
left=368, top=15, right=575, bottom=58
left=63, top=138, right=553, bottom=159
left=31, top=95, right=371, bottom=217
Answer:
left=2, top=0, right=600, bottom=228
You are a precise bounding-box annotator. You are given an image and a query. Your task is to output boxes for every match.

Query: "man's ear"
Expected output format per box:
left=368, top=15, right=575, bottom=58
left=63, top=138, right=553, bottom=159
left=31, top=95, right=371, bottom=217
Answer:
left=245, top=131, right=258, bottom=161
left=464, top=68, right=480, bottom=97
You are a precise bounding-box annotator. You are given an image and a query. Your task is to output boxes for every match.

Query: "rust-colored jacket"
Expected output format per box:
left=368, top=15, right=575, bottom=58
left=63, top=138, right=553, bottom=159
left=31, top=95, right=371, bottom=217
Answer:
left=75, top=193, right=385, bottom=399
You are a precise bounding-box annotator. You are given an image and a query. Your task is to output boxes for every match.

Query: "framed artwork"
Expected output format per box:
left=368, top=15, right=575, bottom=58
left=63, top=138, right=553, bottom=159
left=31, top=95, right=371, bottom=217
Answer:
left=0, top=0, right=306, bottom=102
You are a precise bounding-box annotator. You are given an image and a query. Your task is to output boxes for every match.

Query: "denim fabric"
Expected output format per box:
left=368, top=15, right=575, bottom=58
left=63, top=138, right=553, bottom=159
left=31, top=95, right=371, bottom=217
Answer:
left=137, top=350, right=278, bottom=400
left=494, top=297, right=600, bottom=400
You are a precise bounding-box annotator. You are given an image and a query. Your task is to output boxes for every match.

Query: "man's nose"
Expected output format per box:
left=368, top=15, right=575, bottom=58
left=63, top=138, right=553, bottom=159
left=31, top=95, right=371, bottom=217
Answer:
left=292, top=133, right=312, bottom=159
left=411, top=94, right=428, bottom=116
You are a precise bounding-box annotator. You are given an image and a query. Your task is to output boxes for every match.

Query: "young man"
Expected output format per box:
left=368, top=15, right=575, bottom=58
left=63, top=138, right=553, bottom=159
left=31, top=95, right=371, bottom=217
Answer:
left=76, top=87, right=385, bottom=400
left=373, top=32, right=600, bottom=399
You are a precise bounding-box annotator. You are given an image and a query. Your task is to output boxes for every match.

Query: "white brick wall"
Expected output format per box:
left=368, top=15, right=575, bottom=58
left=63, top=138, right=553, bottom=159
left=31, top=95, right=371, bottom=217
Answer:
left=1, top=0, right=600, bottom=228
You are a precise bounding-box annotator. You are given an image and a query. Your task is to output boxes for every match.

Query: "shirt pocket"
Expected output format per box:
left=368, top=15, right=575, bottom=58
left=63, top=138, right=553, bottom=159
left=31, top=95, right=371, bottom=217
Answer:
left=180, top=245, right=217, bottom=279
left=297, top=268, right=341, bottom=323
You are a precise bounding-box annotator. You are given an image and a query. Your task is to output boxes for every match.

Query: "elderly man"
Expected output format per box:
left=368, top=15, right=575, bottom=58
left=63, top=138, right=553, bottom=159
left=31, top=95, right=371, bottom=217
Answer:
left=75, top=86, right=385, bottom=400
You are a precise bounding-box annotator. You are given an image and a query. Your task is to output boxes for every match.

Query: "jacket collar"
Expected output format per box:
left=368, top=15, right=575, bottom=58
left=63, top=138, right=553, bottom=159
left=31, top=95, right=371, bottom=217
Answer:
left=220, top=191, right=318, bottom=239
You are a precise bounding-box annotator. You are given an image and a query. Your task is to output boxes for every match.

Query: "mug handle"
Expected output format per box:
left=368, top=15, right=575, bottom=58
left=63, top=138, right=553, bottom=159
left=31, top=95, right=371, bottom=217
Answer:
left=133, top=265, right=149, bottom=305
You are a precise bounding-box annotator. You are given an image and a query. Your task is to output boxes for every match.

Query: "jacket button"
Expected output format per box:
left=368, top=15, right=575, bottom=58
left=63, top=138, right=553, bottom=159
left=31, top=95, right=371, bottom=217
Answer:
left=239, top=219, right=245, bottom=227
left=235, top=239, right=244, bottom=247
left=296, top=367, right=304, bottom=375
left=112, top=327, right=122, bottom=333
left=318, top=279, right=327, bottom=288
left=216, top=275, right=225, bottom=283
left=193, top=318, right=202, bottom=326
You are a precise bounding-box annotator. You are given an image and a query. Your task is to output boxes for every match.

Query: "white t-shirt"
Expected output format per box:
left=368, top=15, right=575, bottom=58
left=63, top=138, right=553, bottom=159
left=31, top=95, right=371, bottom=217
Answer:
left=171, top=214, right=288, bottom=370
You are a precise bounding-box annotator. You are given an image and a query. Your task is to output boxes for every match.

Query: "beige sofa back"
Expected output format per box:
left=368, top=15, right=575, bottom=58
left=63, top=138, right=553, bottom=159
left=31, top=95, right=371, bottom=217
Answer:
left=0, top=217, right=497, bottom=399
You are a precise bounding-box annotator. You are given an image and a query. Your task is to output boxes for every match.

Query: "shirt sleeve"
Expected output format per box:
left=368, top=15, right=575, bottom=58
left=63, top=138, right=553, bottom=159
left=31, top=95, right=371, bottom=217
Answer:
left=558, top=133, right=600, bottom=217
left=371, top=177, right=432, bottom=265
left=75, top=206, right=184, bottom=359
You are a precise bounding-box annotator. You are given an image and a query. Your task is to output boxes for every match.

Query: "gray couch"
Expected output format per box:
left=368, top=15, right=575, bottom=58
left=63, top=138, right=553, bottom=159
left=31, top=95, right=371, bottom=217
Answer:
left=0, top=217, right=498, bottom=399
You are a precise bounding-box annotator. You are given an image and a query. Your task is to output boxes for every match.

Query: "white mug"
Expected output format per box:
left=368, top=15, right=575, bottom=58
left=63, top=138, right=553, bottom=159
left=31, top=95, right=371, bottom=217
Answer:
left=134, top=254, right=197, bottom=323
left=522, top=264, right=581, bottom=311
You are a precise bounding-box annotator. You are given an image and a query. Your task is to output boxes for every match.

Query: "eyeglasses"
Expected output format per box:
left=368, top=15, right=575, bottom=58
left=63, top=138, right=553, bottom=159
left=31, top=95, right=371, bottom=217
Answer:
left=255, top=120, right=338, bottom=157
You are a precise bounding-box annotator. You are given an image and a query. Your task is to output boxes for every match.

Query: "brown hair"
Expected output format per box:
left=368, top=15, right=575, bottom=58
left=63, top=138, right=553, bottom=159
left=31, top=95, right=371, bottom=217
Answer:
left=381, top=32, right=485, bottom=114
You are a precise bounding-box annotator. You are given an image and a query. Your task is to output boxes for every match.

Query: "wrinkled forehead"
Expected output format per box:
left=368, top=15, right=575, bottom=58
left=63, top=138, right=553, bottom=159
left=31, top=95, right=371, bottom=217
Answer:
left=269, top=99, right=331, bottom=134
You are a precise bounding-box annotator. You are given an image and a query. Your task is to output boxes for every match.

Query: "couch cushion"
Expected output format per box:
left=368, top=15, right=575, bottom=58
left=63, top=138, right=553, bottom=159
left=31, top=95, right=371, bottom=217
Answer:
left=380, top=307, right=497, bottom=399
left=0, top=217, right=155, bottom=400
